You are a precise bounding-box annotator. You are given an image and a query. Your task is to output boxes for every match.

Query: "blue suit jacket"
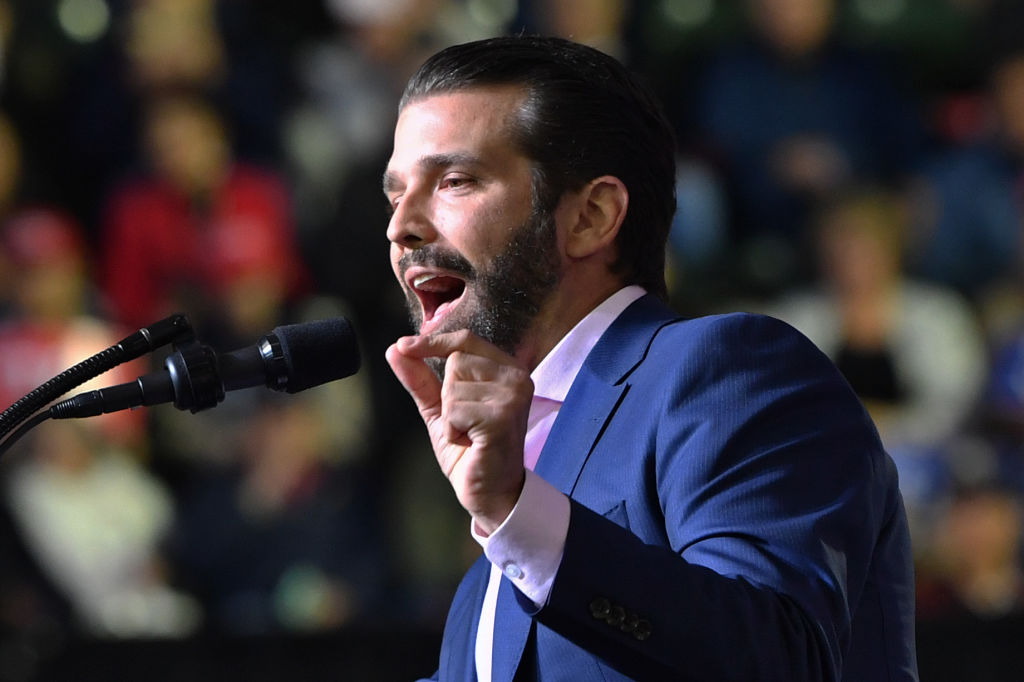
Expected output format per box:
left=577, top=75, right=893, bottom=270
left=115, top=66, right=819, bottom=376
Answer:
left=423, top=295, right=918, bottom=681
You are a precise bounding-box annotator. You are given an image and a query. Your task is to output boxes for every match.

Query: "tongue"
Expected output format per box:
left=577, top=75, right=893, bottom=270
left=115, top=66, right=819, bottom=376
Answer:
left=418, top=276, right=466, bottom=323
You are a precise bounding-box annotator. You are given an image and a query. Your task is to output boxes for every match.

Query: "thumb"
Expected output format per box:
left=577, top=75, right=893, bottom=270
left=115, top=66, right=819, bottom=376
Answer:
left=386, top=341, right=443, bottom=421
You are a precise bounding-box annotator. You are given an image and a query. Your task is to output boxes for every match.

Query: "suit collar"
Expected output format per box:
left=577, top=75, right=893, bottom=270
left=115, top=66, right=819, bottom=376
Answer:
left=531, top=286, right=646, bottom=402
left=580, top=293, right=683, bottom=385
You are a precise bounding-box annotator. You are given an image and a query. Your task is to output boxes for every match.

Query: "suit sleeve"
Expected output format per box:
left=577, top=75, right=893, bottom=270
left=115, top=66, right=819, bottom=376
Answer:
left=527, top=314, right=906, bottom=681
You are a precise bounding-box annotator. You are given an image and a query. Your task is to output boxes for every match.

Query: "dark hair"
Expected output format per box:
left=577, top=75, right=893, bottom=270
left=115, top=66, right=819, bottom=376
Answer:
left=401, top=35, right=677, bottom=299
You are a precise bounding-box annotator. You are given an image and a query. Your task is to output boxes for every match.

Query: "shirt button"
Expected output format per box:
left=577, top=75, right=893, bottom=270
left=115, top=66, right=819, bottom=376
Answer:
left=503, top=562, right=523, bottom=580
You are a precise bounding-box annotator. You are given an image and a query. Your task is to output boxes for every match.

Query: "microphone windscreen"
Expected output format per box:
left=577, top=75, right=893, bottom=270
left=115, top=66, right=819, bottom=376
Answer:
left=274, top=317, right=361, bottom=393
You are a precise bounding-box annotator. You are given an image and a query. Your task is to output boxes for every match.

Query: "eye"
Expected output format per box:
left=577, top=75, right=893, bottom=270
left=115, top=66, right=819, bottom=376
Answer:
left=384, top=194, right=402, bottom=215
left=440, top=174, right=474, bottom=190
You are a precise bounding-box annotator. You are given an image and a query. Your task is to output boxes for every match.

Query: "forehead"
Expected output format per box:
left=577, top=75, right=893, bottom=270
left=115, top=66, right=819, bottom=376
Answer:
left=387, top=86, right=527, bottom=176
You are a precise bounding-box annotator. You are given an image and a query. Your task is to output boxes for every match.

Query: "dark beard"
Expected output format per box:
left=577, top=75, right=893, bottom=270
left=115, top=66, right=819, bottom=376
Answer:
left=398, top=204, right=560, bottom=378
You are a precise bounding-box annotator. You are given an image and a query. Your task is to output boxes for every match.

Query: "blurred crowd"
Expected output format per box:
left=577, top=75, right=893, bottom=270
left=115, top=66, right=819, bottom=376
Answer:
left=0, top=0, right=1022, bottom=671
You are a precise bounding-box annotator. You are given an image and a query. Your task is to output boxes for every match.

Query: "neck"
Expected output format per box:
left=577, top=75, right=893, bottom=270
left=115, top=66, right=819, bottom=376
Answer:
left=515, top=276, right=627, bottom=371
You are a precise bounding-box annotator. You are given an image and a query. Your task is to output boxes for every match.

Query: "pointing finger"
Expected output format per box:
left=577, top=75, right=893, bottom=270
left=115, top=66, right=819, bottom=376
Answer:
left=397, top=330, right=514, bottom=364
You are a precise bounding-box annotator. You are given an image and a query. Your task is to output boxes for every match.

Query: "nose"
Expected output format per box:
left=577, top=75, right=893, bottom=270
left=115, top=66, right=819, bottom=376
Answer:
left=386, top=190, right=437, bottom=249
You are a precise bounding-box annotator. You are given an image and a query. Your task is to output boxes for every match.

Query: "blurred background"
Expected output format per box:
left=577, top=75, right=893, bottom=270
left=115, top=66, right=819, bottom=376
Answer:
left=0, top=0, right=1020, bottom=679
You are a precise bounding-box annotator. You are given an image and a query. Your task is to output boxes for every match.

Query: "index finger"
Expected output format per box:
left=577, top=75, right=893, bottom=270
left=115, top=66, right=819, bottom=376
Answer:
left=397, top=330, right=515, bottom=364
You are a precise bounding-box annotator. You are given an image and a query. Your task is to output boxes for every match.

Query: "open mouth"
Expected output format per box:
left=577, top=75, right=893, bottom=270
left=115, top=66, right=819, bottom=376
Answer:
left=409, top=271, right=468, bottom=329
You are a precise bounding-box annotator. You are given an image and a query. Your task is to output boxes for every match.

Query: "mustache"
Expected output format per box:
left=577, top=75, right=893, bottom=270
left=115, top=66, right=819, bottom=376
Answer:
left=398, top=246, right=477, bottom=282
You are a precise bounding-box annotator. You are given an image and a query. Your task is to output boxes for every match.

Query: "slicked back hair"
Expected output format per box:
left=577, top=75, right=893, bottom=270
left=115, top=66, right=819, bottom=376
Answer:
left=400, top=36, right=677, bottom=300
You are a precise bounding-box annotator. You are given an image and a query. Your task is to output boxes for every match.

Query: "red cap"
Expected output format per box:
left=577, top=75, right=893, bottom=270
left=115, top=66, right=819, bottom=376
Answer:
left=2, top=208, right=85, bottom=267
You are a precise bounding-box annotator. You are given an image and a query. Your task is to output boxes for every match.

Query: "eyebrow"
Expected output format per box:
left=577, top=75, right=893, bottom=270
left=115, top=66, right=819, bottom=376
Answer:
left=382, top=152, right=484, bottom=195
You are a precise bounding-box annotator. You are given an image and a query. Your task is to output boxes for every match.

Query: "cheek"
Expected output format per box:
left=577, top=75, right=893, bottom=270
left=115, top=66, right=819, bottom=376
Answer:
left=449, top=201, right=524, bottom=260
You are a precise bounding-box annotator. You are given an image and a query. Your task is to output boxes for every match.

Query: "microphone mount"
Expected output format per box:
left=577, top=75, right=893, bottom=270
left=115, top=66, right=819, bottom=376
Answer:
left=165, top=339, right=224, bottom=412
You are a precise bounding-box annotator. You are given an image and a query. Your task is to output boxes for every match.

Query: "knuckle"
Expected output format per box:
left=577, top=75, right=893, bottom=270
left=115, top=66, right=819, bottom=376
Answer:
left=504, top=364, right=531, bottom=386
left=443, top=353, right=462, bottom=377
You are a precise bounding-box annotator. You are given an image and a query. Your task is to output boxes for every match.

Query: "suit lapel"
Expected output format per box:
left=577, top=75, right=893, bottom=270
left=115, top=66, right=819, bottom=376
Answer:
left=534, top=369, right=628, bottom=495
left=535, top=294, right=680, bottom=495
left=490, top=577, right=534, bottom=682
left=439, top=555, right=489, bottom=681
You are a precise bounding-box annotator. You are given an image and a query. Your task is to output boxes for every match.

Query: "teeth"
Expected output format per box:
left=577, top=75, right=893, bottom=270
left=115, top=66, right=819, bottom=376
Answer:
left=413, top=274, right=437, bottom=288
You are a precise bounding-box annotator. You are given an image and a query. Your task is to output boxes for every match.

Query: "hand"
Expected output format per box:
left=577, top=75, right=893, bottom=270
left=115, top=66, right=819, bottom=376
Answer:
left=386, top=330, right=532, bottom=534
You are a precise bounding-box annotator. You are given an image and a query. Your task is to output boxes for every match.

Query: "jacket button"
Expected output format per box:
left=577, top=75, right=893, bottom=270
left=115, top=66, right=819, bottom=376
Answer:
left=633, top=619, right=652, bottom=641
left=605, top=605, right=625, bottom=627
left=589, top=597, right=611, bottom=620
left=620, top=610, right=639, bottom=633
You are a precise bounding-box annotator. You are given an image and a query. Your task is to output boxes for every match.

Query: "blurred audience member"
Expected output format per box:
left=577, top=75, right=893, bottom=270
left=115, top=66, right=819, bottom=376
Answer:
left=693, top=0, right=923, bottom=294
left=5, top=419, right=200, bottom=638
left=918, top=484, right=1024, bottom=619
left=909, top=47, right=1024, bottom=299
left=65, top=0, right=227, bottom=222
left=99, top=92, right=308, bottom=331
left=0, top=208, right=199, bottom=637
left=123, top=0, right=225, bottom=93
left=768, top=188, right=987, bottom=455
left=124, top=0, right=287, bottom=160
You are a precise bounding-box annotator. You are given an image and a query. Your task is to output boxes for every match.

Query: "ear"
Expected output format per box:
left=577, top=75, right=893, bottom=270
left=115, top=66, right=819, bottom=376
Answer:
left=563, top=175, right=629, bottom=260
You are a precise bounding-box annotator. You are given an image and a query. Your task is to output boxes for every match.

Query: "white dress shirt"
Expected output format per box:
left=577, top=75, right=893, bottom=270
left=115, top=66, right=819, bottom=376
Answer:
left=472, top=286, right=646, bottom=681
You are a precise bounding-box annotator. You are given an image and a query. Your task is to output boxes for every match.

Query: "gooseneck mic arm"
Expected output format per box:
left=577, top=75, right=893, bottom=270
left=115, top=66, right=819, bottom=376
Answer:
left=0, top=313, right=194, bottom=442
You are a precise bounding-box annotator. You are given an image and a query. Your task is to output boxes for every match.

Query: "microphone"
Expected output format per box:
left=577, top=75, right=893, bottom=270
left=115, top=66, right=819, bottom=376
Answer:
left=49, top=317, right=360, bottom=418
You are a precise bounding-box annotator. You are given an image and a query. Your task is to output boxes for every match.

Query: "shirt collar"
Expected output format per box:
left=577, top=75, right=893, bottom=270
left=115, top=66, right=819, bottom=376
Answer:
left=531, top=286, right=646, bottom=403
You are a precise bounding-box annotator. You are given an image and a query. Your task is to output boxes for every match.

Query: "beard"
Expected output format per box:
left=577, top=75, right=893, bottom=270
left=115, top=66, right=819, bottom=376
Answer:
left=398, top=203, right=560, bottom=378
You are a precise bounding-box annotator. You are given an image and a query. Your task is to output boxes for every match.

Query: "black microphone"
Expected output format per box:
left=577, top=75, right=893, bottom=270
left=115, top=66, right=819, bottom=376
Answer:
left=49, top=317, right=360, bottom=418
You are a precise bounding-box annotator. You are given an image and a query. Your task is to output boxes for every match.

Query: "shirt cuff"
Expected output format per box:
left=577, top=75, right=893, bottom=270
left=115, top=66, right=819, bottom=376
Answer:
left=471, top=469, right=570, bottom=607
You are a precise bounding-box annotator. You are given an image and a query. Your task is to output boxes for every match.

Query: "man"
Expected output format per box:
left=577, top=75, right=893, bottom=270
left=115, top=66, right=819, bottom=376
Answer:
left=383, top=35, right=918, bottom=681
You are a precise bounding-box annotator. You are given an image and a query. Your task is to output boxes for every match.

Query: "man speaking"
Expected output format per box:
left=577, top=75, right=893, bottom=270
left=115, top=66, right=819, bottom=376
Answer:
left=383, top=35, right=918, bottom=681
